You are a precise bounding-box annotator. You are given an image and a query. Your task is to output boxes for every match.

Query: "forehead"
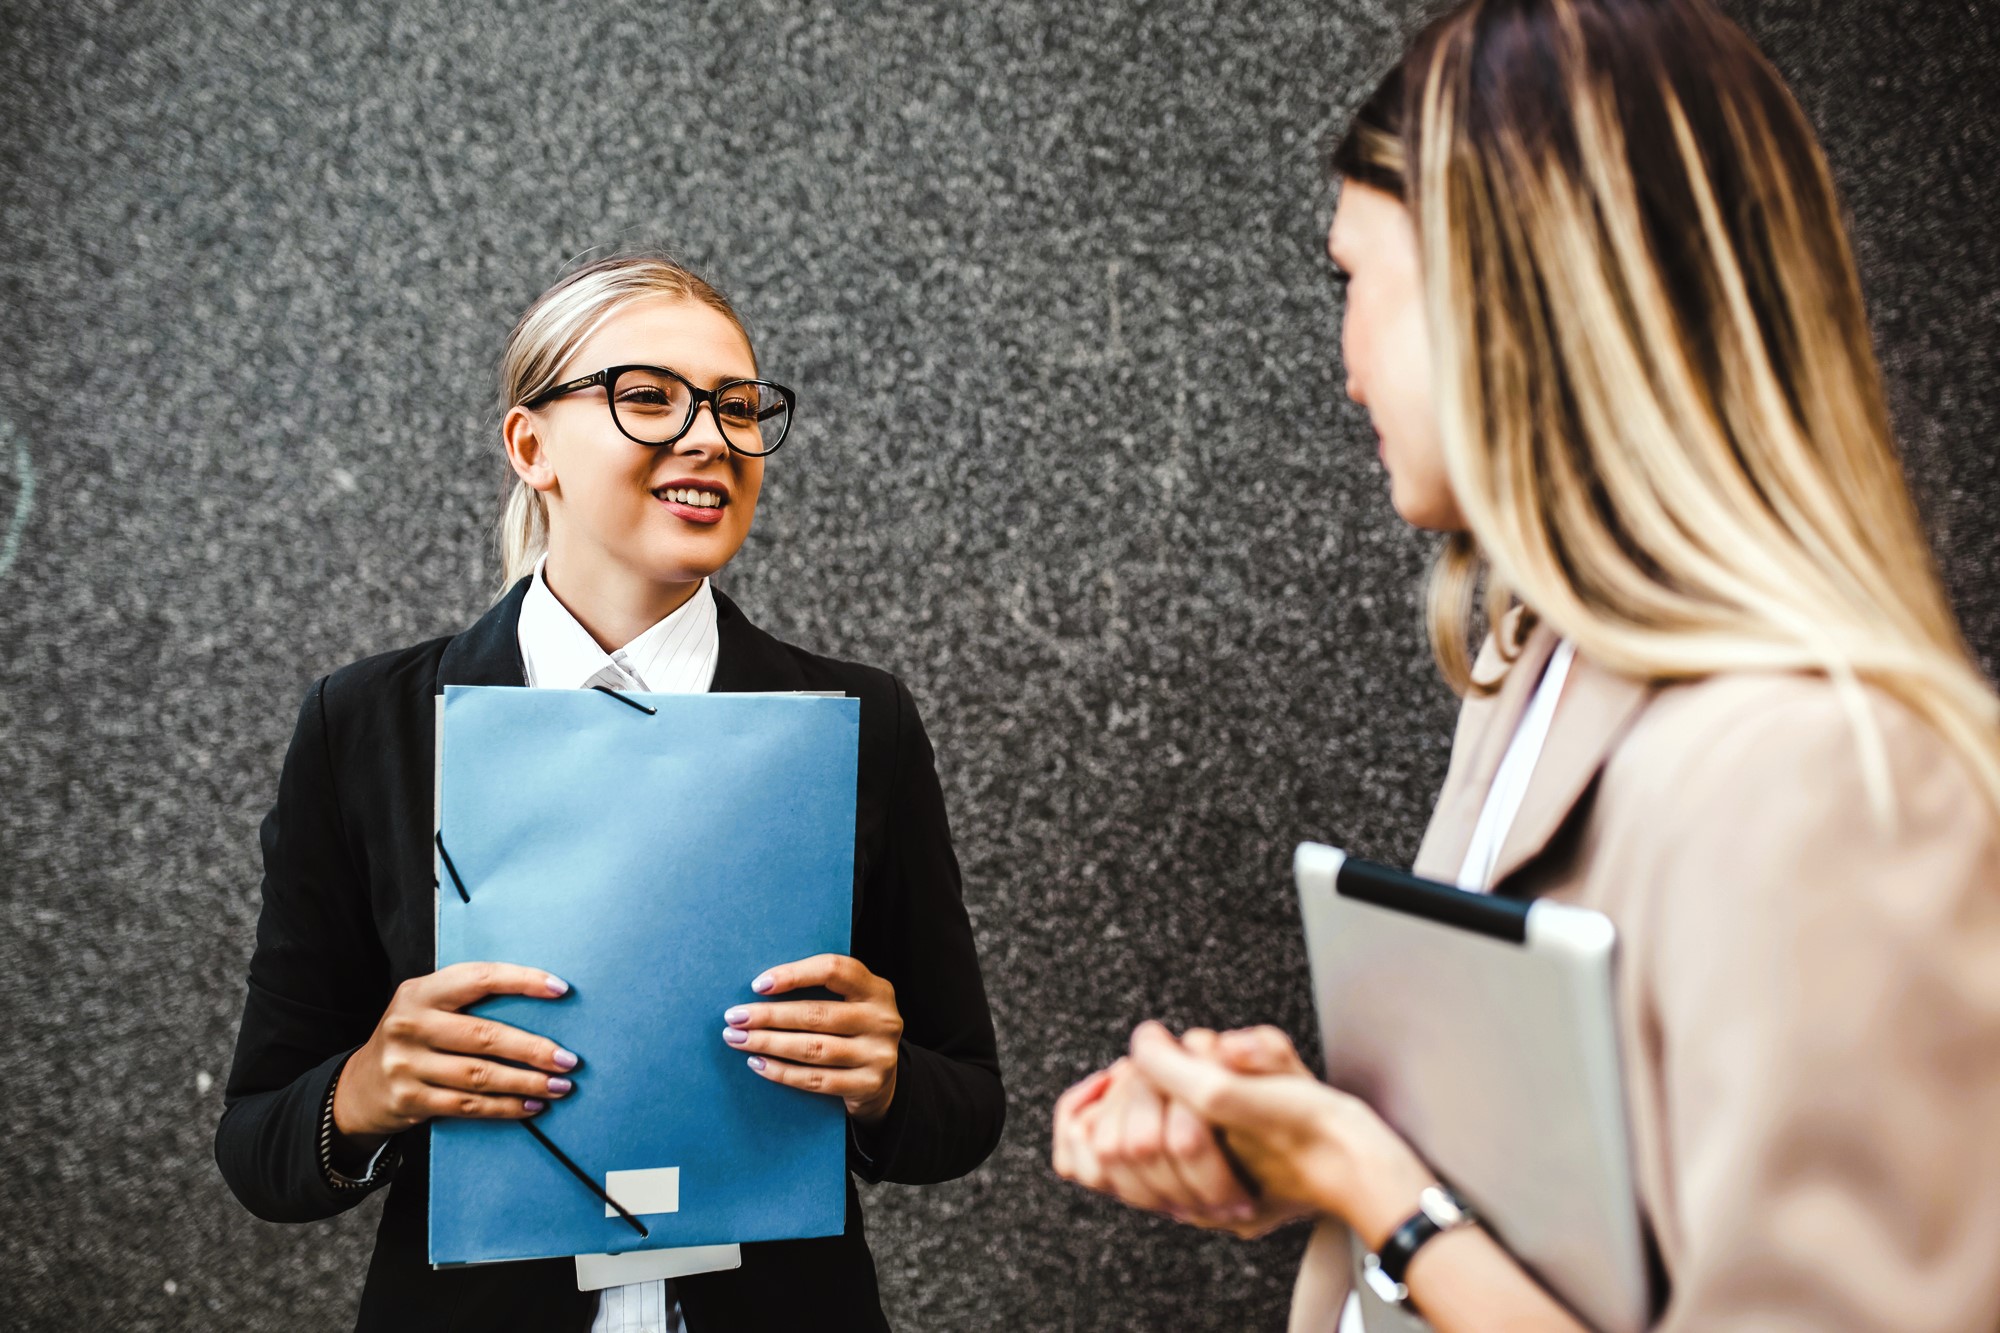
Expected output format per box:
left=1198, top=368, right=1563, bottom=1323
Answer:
left=1328, top=180, right=1405, bottom=255
left=565, top=296, right=756, bottom=384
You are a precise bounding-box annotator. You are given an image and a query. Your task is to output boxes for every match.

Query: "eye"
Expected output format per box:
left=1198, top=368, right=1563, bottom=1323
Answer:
left=716, top=394, right=760, bottom=424
left=619, top=385, right=671, bottom=406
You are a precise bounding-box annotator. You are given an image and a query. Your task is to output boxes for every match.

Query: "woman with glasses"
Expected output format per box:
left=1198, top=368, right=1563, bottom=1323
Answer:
left=215, top=254, right=1005, bottom=1332
left=1053, top=0, right=2000, bottom=1328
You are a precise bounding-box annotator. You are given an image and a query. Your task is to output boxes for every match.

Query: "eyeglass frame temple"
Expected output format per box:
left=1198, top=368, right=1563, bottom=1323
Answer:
left=521, top=365, right=794, bottom=456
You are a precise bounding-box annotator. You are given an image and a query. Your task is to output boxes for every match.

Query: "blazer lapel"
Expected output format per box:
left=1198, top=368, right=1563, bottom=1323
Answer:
left=436, top=577, right=532, bottom=689
left=1486, top=645, right=1653, bottom=890
left=708, top=588, right=809, bottom=695
left=1414, top=615, right=1559, bottom=880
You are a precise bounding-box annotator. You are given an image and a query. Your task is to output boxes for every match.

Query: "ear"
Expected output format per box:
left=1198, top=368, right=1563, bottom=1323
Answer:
left=503, top=405, right=559, bottom=494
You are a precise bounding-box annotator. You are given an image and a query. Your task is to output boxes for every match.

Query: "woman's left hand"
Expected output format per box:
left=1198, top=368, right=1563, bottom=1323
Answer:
left=723, top=953, right=903, bottom=1124
left=1126, top=1021, right=1439, bottom=1248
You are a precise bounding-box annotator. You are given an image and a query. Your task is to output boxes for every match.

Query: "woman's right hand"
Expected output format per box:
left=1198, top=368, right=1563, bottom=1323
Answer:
left=1051, top=1035, right=1316, bottom=1239
left=332, top=962, right=579, bottom=1150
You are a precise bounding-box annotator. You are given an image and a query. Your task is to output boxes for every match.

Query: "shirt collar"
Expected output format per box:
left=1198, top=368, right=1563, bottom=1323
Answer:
left=515, top=554, right=719, bottom=694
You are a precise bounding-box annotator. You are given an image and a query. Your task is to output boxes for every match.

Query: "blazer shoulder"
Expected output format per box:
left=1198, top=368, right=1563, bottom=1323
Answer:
left=765, top=636, right=908, bottom=715
left=316, top=634, right=455, bottom=723
left=1609, top=670, right=1995, bottom=846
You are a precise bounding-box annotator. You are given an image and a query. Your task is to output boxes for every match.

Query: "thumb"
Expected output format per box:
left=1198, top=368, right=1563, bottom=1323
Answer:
left=1128, top=1021, right=1236, bottom=1123
left=1216, top=1026, right=1307, bottom=1076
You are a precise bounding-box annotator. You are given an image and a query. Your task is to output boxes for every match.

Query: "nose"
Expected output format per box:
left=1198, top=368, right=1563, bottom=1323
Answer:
left=672, top=400, right=730, bottom=459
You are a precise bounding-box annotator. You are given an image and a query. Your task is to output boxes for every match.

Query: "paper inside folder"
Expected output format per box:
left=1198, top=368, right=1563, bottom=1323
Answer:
left=575, top=1244, right=743, bottom=1292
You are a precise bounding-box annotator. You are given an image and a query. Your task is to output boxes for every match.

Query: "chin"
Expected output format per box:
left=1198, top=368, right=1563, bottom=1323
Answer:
left=1388, top=484, right=1464, bottom=533
left=638, top=532, right=747, bottom=584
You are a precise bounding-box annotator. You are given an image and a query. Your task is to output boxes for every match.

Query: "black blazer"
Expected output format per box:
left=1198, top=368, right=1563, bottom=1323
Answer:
left=215, top=579, right=1005, bottom=1332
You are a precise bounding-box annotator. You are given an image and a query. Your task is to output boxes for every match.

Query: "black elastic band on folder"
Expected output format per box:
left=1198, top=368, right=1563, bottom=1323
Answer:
left=521, top=1119, right=650, bottom=1238
left=434, top=831, right=470, bottom=904
left=592, top=684, right=657, bottom=716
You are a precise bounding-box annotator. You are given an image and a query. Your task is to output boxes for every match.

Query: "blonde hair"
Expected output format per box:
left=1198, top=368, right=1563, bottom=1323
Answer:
left=495, top=253, right=752, bottom=593
left=1334, top=0, right=2000, bottom=812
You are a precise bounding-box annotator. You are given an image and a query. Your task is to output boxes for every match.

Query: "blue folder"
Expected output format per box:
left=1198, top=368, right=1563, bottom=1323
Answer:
left=429, top=685, right=859, bottom=1267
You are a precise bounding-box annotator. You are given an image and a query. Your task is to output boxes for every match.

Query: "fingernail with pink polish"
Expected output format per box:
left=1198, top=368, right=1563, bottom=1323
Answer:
left=751, top=974, right=775, bottom=994
left=523, top=1099, right=546, bottom=1113
left=723, top=1027, right=748, bottom=1046
left=547, top=1077, right=572, bottom=1096
left=553, top=1048, right=579, bottom=1071
left=544, top=975, right=570, bottom=996
left=724, top=1006, right=750, bottom=1026
left=747, top=1056, right=767, bottom=1071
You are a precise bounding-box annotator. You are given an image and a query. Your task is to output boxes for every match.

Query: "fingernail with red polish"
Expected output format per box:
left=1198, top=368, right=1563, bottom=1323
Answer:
left=547, top=1077, right=572, bottom=1096
left=544, top=975, right=570, bottom=996
left=723, top=1028, right=748, bottom=1046
left=523, top=1099, right=546, bottom=1113
left=553, top=1048, right=579, bottom=1071
left=724, top=1006, right=750, bottom=1026
left=747, top=1056, right=767, bottom=1071
left=751, top=974, right=775, bottom=994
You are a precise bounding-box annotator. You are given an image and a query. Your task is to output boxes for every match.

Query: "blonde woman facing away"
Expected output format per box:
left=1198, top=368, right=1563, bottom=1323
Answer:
left=216, top=256, right=1004, bottom=1332
left=1052, top=1, right=2000, bottom=1329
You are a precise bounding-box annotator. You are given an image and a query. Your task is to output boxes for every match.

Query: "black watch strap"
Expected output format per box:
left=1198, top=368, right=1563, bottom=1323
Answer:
left=1377, top=1208, right=1444, bottom=1286
left=1362, top=1184, right=1475, bottom=1306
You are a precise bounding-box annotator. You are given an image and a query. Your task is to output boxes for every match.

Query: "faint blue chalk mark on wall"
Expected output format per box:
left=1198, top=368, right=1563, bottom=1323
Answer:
left=0, top=415, right=34, bottom=581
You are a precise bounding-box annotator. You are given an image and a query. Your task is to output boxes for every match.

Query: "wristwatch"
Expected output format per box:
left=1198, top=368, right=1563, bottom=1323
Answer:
left=1361, top=1183, right=1477, bottom=1307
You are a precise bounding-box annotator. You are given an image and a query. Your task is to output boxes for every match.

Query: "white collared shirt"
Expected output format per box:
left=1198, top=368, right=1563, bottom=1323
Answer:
left=516, top=554, right=716, bottom=1333
left=518, top=555, right=719, bottom=697
left=1455, top=638, right=1576, bottom=892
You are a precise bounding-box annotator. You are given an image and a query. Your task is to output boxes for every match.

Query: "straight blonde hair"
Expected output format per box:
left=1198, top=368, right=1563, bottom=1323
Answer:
left=494, top=254, right=753, bottom=594
left=1333, top=0, right=2000, bottom=812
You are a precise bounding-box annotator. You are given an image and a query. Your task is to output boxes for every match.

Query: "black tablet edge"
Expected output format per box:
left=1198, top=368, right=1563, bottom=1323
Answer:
left=1334, top=857, right=1530, bottom=943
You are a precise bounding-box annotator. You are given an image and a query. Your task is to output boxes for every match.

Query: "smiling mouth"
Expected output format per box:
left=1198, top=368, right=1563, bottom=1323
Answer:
left=652, top=486, right=726, bottom=509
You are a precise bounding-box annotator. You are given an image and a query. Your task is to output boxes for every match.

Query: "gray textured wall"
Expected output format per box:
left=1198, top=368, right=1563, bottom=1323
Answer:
left=1, top=1, right=1994, bottom=1328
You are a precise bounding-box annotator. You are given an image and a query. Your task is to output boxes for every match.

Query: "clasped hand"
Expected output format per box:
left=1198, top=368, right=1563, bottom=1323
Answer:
left=1052, top=1022, right=1436, bottom=1248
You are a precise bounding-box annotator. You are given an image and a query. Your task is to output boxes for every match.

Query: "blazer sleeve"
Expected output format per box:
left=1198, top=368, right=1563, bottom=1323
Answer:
left=214, top=677, right=394, bottom=1222
left=1636, top=692, right=2000, bottom=1331
left=848, top=677, right=1007, bottom=1186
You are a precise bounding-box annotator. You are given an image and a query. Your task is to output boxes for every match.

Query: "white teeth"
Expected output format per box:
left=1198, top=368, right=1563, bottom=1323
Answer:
left=658, top=488, right=722, bottom=508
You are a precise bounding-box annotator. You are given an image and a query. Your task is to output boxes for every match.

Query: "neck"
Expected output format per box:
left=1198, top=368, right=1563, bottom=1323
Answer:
left=540, top=538, right=701, bottom=652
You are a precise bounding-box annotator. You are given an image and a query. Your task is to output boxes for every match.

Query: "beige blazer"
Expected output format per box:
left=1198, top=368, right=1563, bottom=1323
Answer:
left=1290, top=617, right=2000, bottom=1332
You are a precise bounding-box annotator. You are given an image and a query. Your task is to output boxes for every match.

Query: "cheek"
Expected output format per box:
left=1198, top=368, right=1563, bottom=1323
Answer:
left=731, top=461, right=764, bottom=523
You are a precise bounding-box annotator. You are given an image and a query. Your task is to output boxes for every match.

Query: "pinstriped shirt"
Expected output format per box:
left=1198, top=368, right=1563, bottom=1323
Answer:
left=517, top=555, right=719, bottom=700
left=516, top=554, right=717, bottom=1333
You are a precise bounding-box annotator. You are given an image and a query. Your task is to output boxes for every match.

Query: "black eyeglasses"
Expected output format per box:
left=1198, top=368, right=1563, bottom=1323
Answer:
left=524, top=364, right=795, bottom=457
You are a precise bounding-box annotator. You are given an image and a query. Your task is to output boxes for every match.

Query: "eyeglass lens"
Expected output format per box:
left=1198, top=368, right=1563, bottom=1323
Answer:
left=609, top=368, right=790, bottom=456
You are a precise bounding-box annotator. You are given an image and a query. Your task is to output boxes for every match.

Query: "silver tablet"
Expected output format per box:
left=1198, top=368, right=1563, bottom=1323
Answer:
left=1295, top=843, right=1651, bottom=1333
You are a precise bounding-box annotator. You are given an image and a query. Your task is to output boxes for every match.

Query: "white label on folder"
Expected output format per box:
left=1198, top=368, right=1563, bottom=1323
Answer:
left=604, top=1167, right=680, bottom=1218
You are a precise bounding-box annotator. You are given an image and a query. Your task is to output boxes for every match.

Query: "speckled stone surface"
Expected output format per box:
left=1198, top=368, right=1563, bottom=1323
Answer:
left=0, top=1, right=1993, bottom=1328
